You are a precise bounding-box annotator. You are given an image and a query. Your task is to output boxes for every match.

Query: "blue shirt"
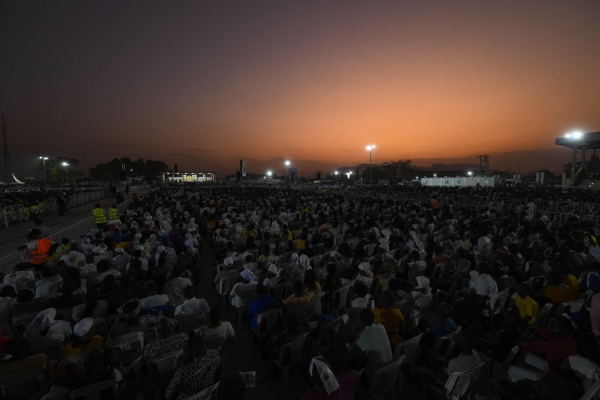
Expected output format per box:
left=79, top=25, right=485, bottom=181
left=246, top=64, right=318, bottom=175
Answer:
left=318, top=312, right=340, bottom=327
left=429, top=317, right=457, bottom=340
left=112, top=233, right=123, bottom=244
left=248, top=294, right=274, bottom=328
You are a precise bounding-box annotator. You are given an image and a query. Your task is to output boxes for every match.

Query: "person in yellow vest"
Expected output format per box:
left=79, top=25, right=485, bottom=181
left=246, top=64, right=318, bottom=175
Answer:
left=17, top=229, right=58, bottom=269
left=93, top=203, right=107, bottom=228
left=109, top=204, right=119, bottom=221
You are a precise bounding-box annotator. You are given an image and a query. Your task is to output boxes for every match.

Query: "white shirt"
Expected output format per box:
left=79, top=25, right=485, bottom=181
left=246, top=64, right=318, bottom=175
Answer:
left=477, top=236, right=491, bottom=246
left=139, top=294, right=169, bottom=310
left=59, top=251, right=86, bottom=268
left=470, top=274, right=498, bottom=297
left=35, top=276, right=63, bottom=299
left=79, top=264, right=98, bottom=279
left=162, top=278, right=192, bottom=302
left=195, top=321, right=236, bottom=343
left=351, top=294, right=371, bottom=309
left=356, top=324, right=393, bottom=369
left=46, top=320, right=73, bottom=341
left=175, top=298, right=210, bottom=316
left=92, top=270, right=121, bottom=286
left=4, top=271, right=35, bottom=292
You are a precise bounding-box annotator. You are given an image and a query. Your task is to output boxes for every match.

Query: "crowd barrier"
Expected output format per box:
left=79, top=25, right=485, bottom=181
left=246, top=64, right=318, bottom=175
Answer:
left=0, top=199, right=133, bottom=275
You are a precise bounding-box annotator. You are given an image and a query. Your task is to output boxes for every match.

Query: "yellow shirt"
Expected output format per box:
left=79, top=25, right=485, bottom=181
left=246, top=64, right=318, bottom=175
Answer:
left=296, top=240, right=306, bottom=250
left=372, top=308, right=405, bottom=347
left=544, top=286, right=574, bottom=305
left=562, top=275, right=579, bottom=300
left=515, top=295, right=539, bottom=324
left=61, top=336, right=105, bottom=360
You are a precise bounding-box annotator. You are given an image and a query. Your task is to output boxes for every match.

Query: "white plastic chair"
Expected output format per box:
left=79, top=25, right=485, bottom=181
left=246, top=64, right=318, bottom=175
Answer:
left=581, top=379, right=600, bottom=400
left=106, top=332, right=144, bottom=365
left=61, top=352, right=89, bottom=379
left=316, top=316, right=343, bottom=346
left=175, top=311, right=207, bottom=333
left=433, top=326, right=462, bottom=358
left=358, top=355, right=405, bottom=399
left=252, top=307, right=281, bottom=340
left=332, top=285, right=350, bottom=310
left=394, top=333, right=422, bottom=364
left=183, top=382, right=220, bottom=400
left=423, top=362, right=484, bottom=400
left=273, top=333, right=309, bottom=387
left=147, top=349, right=183, bottom=400
left=532, top=303, right=553, bottom=328
left=309, top=291, right=326, bottom=318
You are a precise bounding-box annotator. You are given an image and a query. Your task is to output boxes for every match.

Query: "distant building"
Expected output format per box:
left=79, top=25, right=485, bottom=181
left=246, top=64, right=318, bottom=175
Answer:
left=162, top=172, right=217, bottom=182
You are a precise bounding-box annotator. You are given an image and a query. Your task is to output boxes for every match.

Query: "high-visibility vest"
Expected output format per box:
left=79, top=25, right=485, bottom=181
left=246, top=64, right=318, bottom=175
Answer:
left=93, top=208, right=107, bottom=224
left=109, top=208, right=119, bottom=221
left=30, top=239, right=52, bottom=264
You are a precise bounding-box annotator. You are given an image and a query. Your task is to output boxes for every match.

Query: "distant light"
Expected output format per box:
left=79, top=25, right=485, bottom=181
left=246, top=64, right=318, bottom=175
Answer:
left=572, top=131, right=583, bottom=139
left=267, top=171, right=272, bottom=176
left=565, top=133, right=572, bottom=138
left=334, top=171, right=339, bottom=175
left=468, top=171, right=472, bottom=175
left=62, top=162, right=69, bottom=166
left=434, top=174, right=436, bottom=177
left=285, top=160, right=290, bottom=166
left=366, top=145, right=376, bottom=151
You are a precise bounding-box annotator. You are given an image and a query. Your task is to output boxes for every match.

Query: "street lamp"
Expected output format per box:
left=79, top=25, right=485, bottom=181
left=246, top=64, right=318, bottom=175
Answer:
left=39, top=157, right=49, bottom=184
left=267, top=170, right=272, bottom=177
left=433, top=174, right=437, bottom=177
left=366, top=145, right=376, bottom=184
left=285, top=160, right=290, bottom=166
left=467, top=171, right=472, bottom=176
left=62, top=162, right=69, bottom=183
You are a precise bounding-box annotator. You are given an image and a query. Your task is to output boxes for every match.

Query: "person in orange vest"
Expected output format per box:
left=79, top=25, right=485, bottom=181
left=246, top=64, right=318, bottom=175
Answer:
left=431, top=196, right=439, bottom=209
left=17, top=229, right=59, bottom=270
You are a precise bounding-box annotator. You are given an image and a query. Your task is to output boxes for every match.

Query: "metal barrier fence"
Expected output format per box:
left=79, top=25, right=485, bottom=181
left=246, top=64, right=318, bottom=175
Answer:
left=1, top=205, right=27, bottom=228
left=0, top=199, right=133, bottom=275
left=128, top=185, right=150, bottom=192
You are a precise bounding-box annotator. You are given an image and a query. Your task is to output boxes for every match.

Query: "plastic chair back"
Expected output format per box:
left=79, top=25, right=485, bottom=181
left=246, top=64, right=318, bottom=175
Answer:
left=556, top=299, right=585, bottom=315
left=254, top=308, right=281, bottom=339
left=269, top=281, right=288, bottom=303
left=11, top=312, right=40, bottom=336
left=433, top=326, right=461, bottom=358
left=294, top=303, right=311, bottom=324
left=316, top=316, right=343, bottom=346
left=443, top=362, right=484, bottom=399
left=309, top=291, right=326, bottom=317
left=332, top=285, right=350, bottom=310
left=147, top=349, right=183, bottom=400
left=394, top=333, right=422, bottom=364
left=532, top=303, right=553, bottom=328
left=489, top=289, right=510, bottom=315
left=275, top=333, right=309, bottom=368
left=106, top=332, right=144, bottom=365
left=364, top=355, right=405, bottom=397
left=62, top=352, right=89, bottom=379
left=183, top=382, right=220, bottom=400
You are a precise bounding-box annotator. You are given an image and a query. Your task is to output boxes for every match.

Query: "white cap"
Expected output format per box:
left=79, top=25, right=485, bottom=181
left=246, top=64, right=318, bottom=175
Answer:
left=74, top=317, right=94, bottom=337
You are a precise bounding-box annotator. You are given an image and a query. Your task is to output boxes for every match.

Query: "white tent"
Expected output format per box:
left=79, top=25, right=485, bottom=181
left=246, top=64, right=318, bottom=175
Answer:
left=12, top=174, right=24, bottom=184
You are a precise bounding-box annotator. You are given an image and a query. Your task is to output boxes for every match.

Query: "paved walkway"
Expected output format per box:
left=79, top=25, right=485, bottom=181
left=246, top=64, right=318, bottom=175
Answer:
left=0, top=190, right=150, bottom=258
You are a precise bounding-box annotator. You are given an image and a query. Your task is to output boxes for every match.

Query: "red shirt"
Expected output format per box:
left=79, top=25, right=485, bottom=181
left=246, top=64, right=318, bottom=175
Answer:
left=522, top=331, right=577, bottom=376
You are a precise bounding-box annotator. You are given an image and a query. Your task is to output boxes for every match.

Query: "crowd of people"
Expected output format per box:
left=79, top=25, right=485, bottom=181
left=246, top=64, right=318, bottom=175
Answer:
left=0, top=183, right=599, bottom=400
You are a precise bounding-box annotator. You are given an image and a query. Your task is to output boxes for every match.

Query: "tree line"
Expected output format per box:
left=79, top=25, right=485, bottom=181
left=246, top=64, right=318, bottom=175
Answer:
left=360, top=159, right=420, bottom=183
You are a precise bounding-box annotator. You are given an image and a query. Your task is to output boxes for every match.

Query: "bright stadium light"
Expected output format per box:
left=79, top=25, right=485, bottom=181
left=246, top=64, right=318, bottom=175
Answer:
left=433, top=174, right=437, bottom=177
left=572, top=131, right=583, bottom=139
left=334, top=171, right=338, bottom=175
left=285, top=160, right=290, bottom=166
left=565, top=133, right=572, bottom=138
left=468, top=171, right=472, bottom=176
left=366, top=145, right=376, bottom=184
left=267, top=171, right=272, bottom=176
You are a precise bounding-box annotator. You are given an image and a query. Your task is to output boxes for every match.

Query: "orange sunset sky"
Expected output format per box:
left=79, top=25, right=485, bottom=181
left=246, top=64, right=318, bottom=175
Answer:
left=1, top=0, right=600, bottom=179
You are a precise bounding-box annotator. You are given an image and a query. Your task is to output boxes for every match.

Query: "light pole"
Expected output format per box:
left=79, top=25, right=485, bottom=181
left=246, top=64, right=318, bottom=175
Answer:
left=39, top=157, right=48, bottom=184
left=366, top=145, right=376, bottom=184
left=284, top=160, right=290, bottom=178
left=62, top=162, right=69, bottom=183
left=334, top=171, right=338, bottom=181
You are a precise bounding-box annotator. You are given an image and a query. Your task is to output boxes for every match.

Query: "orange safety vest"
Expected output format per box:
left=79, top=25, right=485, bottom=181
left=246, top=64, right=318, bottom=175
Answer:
left=431, top=199, right=439, bottom=209
left=30, top=239, right=52, bottom=264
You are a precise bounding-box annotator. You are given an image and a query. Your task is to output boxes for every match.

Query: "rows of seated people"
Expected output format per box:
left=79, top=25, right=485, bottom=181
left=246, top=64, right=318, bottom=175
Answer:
left=0, top=185, right=599, bottom=400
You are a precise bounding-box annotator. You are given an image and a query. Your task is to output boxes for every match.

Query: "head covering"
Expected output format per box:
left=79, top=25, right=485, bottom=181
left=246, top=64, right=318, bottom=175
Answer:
left=415, top=276, right=431, bottom=291
left=184, top=240, right=194, bottom=248
left=330, top=251, right=342, bottom=260
left=378, top=238, right=389, bottom=252
left=118, top=299, right=141, bottom=317
left=358, top=262, right=373, bottom=277
left=268, top=264, right=279, bottom=275
left=411, top=224, right=420, bottom=231
left=309, top=358, right=340, bottom=395
left=135, top=246, right=145, bottom=252
left=224, top=257, right=234, bottom=267
left=291, top=253, right=299, bottom=264
left=299, top=254, right=310, bottom=268
left=92, top=247, right=105, bottom=255
left=455, top=259, right=472, bottom=276
left=134, top=233, right=142, bottom=240
left=382, top=290, right=397, bottom=308
left=74, top=317, right=94, bottom=337
left=114, top=247, right=124, bottom=254
left=240, top=270, right=255, bottom=281
left=27, top=308, right=56, bottom=331
left=459, top=241, right=472, bottom=251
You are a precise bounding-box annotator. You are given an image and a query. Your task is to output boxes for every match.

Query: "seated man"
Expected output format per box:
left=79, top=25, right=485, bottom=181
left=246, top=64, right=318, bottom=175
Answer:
left=195, top=307, right=236, bottom=344
left=139, top=282, right=169, bottom=312
left=162, top=268, right=192, bottom=303
left=349, top=308, right=393, bottom=373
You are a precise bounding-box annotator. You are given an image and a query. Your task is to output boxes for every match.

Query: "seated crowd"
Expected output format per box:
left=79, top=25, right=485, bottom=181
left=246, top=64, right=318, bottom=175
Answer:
left=0, top=185, right=599, bottom=400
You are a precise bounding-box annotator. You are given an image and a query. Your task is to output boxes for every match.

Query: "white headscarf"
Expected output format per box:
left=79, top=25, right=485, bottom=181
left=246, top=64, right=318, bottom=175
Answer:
left=358, top=262, right=373, bottom=277
left=299, top=254, right=310, bottom=268
left=26, top=308, right=56, bottom=332
left=309, top=358, right=340, bottom=395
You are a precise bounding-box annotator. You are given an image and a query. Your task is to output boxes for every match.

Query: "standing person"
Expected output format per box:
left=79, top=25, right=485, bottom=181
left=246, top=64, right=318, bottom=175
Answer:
left=27, top=218, right=51, bottom=238
left=93, top=204, right=106, bottom=229
left=125, top=184, right=130, bottom=195
left=108, top=205, right=119, bottom=222
left=57, top=193, right=68, bottom=216
left=133, top=193, right=139, bottom=206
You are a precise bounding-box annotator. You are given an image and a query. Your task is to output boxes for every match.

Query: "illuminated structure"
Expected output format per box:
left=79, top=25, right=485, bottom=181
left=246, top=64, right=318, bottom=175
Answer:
left=163, top=172, right=217, bottom=182
left=555, top=130, right=600, bottom=185
left=2, top=115, right=11, bottom=183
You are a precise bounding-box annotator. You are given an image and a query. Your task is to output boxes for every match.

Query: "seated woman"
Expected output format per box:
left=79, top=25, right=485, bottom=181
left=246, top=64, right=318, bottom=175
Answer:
left=371, top=290, right=405, bottom=347
left=165, top=335, right=221, bottom=400
left=195, top=307, right=236, bottom=345
left=61, top=317, right=105, bottom=360
left=248, top=283, right=274, bottom=329
left=24, top=308, right=72, bottom=342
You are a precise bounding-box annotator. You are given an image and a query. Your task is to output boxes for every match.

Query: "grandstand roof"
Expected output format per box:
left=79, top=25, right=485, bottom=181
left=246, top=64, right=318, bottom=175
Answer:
left=555, top=131, right=600, bottom=149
